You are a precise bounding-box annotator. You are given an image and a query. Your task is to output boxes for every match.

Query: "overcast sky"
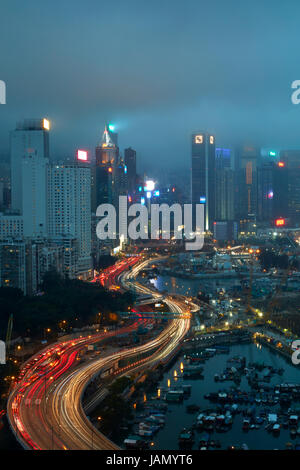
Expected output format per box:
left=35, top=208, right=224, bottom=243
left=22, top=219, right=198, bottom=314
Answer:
left=1, top=0, right=300, bottom=171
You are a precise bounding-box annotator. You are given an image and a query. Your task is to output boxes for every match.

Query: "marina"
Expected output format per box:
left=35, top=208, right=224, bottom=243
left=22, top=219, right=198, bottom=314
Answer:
left=122, top=341, right=300, bottom=450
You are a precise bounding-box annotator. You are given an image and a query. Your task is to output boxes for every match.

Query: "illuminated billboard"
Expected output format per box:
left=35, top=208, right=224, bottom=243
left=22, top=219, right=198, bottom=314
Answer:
left=77, top=149, right=88, bottom=161
left=275, top=218, right=285, bottom=226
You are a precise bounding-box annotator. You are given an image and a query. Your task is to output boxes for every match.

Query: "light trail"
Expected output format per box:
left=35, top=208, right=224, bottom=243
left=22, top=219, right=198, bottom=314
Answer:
left=7, top=256, right=190, bottom=450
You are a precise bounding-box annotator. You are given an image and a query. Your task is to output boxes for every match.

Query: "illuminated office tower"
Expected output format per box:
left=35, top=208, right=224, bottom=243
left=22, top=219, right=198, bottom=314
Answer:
left=191, top=132, right=215, bottom=231
left=257, top=160, right=288, bottom=223
left=215, top=148, right=235, bottom=221
left=93, top=124, right=119, bottom=213
left=47, top=162, right=92, bottom=279
left=280, top=150, right=300, bottom=225
left=95, top=124, right=119, bottom=167
left=124, top=147, right=137, bottom=194
left=236, top=145, right=259, bottom=220
left=93, top=165, right=113, bottom=210
left=10, top=118, right=50, bottom=214
left=9, top=119, right=50, bottom=237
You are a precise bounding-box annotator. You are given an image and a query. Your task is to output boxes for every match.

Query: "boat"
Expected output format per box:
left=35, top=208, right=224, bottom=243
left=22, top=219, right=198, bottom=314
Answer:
left=242, top=419, right=250, bottom=430
left=146, top=415, right=165, bottom=425
left=166, top=390, right=184, bottom=402
left=178, top=428, right=194, bottom=446
left=272, top=424, right=280, bottom=434
left=139, top=422, right=160, bottom=433
left=123, top=436, right=149, bottom=450
left=198, top=433, right=210, bottom=447
left=138, top=429, right=154, bottom=437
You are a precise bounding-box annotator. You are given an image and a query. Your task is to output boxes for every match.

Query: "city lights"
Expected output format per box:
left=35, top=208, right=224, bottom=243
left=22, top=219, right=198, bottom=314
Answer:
left=43, top=118, right=50, bottom=130
left=2, top=8, right=300, bottom=454
left=144, top=180, right=155, bottom=191
left=77, top=149, right=88, bottom=161
left=275, top=218, right=286, bottom=226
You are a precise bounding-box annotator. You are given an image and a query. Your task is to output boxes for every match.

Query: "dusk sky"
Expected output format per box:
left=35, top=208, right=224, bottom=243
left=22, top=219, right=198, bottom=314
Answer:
left=1, top=0, right=300, bottom=171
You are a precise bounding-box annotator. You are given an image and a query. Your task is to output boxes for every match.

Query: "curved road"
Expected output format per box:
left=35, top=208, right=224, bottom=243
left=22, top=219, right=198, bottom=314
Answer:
left=7, top=256, right=190, bottom=450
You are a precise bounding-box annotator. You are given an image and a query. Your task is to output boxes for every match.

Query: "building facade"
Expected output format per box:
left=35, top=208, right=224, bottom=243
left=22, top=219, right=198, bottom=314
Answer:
left=47, top=163, right=92, bottom=279
left=191, top=132, right=215, bottom=231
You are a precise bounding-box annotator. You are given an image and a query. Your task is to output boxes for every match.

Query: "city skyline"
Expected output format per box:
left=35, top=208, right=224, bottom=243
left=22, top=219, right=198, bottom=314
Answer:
left=2, top=1, right=300, bottom=455
left=2, top=1, right=300, bottom=170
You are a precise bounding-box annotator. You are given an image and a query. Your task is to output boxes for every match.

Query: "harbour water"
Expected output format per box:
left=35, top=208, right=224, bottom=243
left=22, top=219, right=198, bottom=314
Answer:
left=149, top=274, right=240, bottom=297
left=129, top=274, right=300, bottom=450
left=146, top=343, right=300, bottom=450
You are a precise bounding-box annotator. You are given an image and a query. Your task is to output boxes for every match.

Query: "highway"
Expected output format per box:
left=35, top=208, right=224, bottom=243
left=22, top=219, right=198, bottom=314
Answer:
left=7, top=256, right=190, bottom=450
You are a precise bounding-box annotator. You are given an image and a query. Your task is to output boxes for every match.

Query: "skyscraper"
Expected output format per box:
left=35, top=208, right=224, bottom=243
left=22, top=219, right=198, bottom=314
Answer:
left=280, top=150, right=300, bottom=225
left=95, top=124, right=119, bottom=168
left=235, top=145, right=259, bottom=220
left=124, top=147, right=137, bottom=194
left=257, top=160, right=288, bottom=223
left=21, top=151, right=48, bottom=237
left=215, top=148, right=235, bottom=222
left=10, top=118, right=50, bottom=214
left=47, top=162, right=92, bottom=279
left=93, top=124, right=119, bottom=213
left=191, top=132, right=215, bottom=231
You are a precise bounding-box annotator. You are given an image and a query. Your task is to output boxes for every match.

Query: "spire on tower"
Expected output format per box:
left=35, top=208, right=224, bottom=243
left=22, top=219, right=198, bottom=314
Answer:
left=100, top=124, right=115, bottom=148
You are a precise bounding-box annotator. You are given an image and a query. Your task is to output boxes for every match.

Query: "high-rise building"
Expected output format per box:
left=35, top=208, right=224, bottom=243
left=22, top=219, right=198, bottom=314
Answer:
left=0, top=239, right=27, bottom=293
left=215, top=147, right=232, bottom=169
left=124, top=147, right=137, bottom=194
left=0, top=237, right=65, bottom=295
left=213, top=221, right=238, bottom=242
left=21, top=151, right=48, bottom=237
left=93, top=124, right=119, bottom=213
left=257, top=161, right=288, bottom=223
left=235, top=145, right=259, bottom=220
left=10, top=118, right=50, bottom=214
left=95, top=124, right=119, bottom=168
left=215, top=148, right=235, bottom=221
left=2, top=119, right=93, bottom=289
left=191, top=132, right=215, bottom=231
left=0, top=213, right=24, bottom=239
left=47, top=162, right=92, bottom=279
left=280, top=150, right=300, bottom=225
left=93, top=165, right=113, bottom=209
